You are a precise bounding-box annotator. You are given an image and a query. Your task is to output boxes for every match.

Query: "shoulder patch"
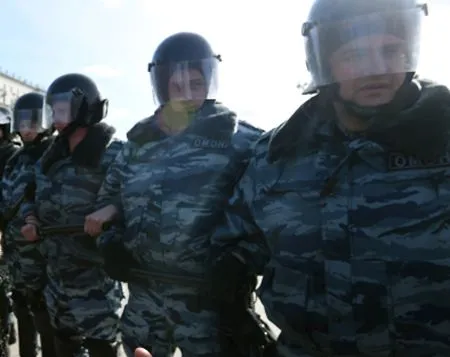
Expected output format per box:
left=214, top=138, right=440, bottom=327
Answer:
left=387, top=151, right=450, bottom=171
left=192, top=138, right=230, bottom=149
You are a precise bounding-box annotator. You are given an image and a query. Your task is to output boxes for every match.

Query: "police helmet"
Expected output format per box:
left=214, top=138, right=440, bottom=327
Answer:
left=12, top=92, right=50, bottom=134
left=148, top=32, right=221, bottom=106
left=43, top=73, right=108, bottom=129
left=0, top=106, right=12, bottom=138
left=302, top=0, right=428, bottom=93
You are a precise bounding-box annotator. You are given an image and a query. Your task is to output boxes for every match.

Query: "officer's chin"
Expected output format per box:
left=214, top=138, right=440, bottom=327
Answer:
left=168, top=100, right=202, bottom=113
left=353, top=87, right=397, bottom=107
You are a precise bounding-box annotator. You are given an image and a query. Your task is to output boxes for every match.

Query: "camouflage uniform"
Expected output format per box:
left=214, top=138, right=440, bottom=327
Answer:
left=212, top=81, right=450, bottom=357
left=2, top=137, right=54, bottom=291
left=0, top=246, right=11, bottom=357
left=1, top=137, right=54, bottom=357
left=96, top=102, right=263, bottom=357
left=20, top=123, right=124, bottom=352
left=0, top=140, right=21, bottom=357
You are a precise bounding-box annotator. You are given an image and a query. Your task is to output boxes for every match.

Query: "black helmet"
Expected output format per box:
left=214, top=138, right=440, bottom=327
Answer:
left=302, top=0, right=428, bottom=92
left=12, top=92, right=49, bottom=134
left=148, top=32, right=221, bottom=105
left=44, top=73, right=108, bottom=129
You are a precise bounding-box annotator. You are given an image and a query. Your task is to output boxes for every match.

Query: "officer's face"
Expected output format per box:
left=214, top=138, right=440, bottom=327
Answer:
left=167, top=69, right=207, bottom=111
left=51, top=101, right=71, bottom=132
left=20, top=126, right=38, bottom=142
left=329, top=34, right=407, bottom=107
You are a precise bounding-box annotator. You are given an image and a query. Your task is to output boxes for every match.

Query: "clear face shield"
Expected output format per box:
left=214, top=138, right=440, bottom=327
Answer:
left=150, top=57, right=220, bottom=110
left=12, top=109, right=47, bottom=135
left=42, top=90, right=85, bottom=130
left=304, top=6, right=427, bottom=87
left=0, top=108, right=10, bottom=125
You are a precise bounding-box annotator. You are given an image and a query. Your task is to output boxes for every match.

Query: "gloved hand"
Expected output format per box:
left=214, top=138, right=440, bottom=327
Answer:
left=101, top=239, right=137, bottom=282
left=211, top=252, right=248, bottom=303
left=98, top=227, right=138, bottom=282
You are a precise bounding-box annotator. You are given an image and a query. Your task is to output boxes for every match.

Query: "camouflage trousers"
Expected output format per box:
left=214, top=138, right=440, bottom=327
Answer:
left=121, top=283, right=221, bottom=357
left=44, top=278, right=122, bottom=341
left=0, top=258, right=13, bottom=357
left=0, top=284, right=10, bottom=357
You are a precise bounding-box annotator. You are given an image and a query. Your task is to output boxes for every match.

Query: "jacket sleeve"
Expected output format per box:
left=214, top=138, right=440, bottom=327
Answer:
left=211, top=155, right=270, bottom=275
left=20, top=161, right=38, bottom=219
left=95, top=143, right=130, bottom=221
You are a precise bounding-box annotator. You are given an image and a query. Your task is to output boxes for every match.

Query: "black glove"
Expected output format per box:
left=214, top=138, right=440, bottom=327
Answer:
left=219, top=304, right=278, bottom=357
left=101, top=239, right=138, bottom=282
left=211, top=252, right=248, bottom=303
left=27, top=290, right=46, bottom=311
left=217, top=271, right=276, bottom=357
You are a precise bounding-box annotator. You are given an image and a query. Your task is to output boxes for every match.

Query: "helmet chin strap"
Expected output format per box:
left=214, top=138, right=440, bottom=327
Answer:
left=326, top=73, right=420, bottom=121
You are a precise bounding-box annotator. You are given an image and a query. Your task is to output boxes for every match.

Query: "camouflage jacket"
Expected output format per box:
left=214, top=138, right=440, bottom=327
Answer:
left=21, top=123, right=123, bottom=294
left=1, top=137, right=54, bottom=290
left=0, top=139, right=22, bottom=221
left=212, top=80, right=450, bottom=357
left=0, top=140, right=21, bottom=290
left=0, top=140, right=21, bottom=178
left=96, top=101, right=263, bottom=280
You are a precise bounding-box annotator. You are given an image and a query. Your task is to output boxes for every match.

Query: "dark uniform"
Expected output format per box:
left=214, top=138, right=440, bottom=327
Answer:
left=211, top=1, right=450, bottom=356
left=20, top=74, right=123, bottom=357
left=94, top=33, right=264, bottom=357
left=0, top=106, right=21, bottom=357
left=2, top=92, right=57, bottom=357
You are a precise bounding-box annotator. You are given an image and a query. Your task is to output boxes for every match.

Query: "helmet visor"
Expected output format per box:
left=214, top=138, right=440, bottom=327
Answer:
left=150, top=58, right=219, bottom=106
left=42, top=91, right=84, bottom=128
left=0, top=108, right=10, bottom=125
left=307, top=7, right=425, bottom=86
left=12, top=109, right=46, bottom=133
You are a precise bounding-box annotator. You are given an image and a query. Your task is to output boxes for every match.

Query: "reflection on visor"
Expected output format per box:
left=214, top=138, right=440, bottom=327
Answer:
left=48, top=92, right=72, bottom=103
left=328, top=13, right=413, bottom=47
left=330, top=36, right=408, bottom=79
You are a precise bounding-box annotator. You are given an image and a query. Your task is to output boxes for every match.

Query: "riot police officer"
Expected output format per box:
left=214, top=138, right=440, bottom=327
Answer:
left=20, top=74, right=123, bottom=357
left=0, top=106, right=21, bottom=357
left=211, top=0, right=450, bottom=356
left=1, top=92, right=56, bottom=357
left=85, top=32, right=264, bottom=357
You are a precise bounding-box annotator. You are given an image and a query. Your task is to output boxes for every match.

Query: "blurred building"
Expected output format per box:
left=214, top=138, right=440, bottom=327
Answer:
left=0, top=68, right=45, bottom=109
